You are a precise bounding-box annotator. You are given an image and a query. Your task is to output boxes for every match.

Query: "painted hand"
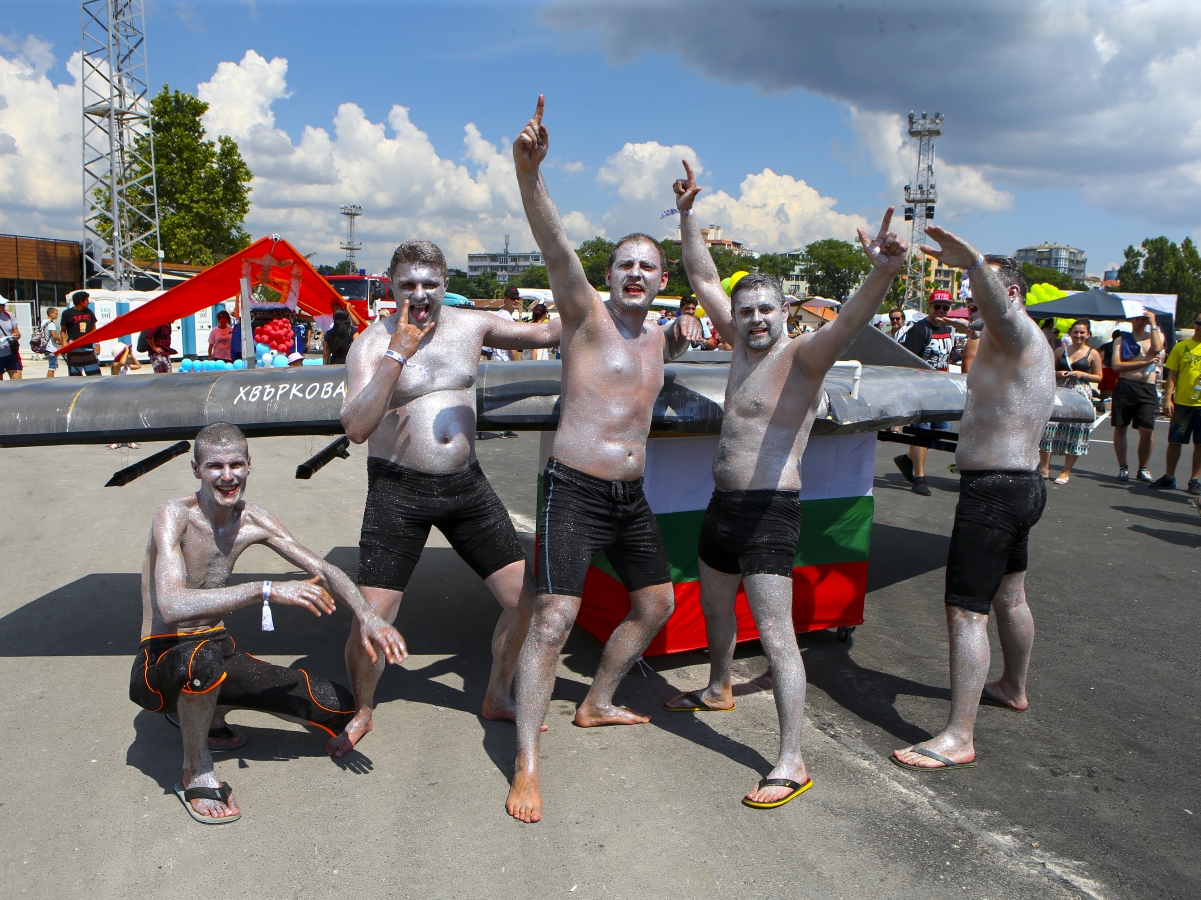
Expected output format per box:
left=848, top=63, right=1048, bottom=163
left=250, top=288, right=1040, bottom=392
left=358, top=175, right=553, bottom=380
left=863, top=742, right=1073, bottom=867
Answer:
left=672, top=160, right=702, bottom=211
left=513, top=94, right=549, bottom=175
left=359, top=614, right=408, bottom=666
left=675, top=312, right=703, bottom=343
left=391, top=296, right=436, bottom=358
left=858, top=207, right=907, bottom=273
left=920, top=225, right=981, bottom=271
left=273, top=576, right=336, bottom=616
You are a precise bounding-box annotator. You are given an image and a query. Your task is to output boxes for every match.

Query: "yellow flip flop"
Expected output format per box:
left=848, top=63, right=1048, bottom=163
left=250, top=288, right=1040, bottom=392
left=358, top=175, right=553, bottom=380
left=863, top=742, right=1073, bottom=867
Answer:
left=664, top=691, right=735, bottom=713
left=741, top=777, right=813, bottom=809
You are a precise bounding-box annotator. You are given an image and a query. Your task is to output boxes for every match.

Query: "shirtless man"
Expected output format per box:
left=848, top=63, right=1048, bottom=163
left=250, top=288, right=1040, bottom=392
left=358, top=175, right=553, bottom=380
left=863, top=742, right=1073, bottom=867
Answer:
left=1110, top=308, right=1163, bottom=482
left=663, top=162, right=907, bottom=808
left=892, top=230, right=1055, bottom=772
left=130, top=424, right=406, bottom=824
left=333, top=239, right=561, bottom=757
left=507, top=97, right=702, bottom=823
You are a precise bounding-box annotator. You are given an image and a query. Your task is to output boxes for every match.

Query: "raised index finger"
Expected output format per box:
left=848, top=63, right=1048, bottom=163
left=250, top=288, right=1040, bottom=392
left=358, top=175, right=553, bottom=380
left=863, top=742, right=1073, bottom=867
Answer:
left=682, top=159, right=695, bottom=184
left=877, top=206, right=894, bottom=238
left=399, top=293, right=410, bottom=323
left=534, top=94, right=545, bottom=125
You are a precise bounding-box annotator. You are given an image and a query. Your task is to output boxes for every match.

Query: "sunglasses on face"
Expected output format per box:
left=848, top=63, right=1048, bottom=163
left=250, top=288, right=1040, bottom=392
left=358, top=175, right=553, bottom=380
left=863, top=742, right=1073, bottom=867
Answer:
left=931, top=305, right=950, bottom=312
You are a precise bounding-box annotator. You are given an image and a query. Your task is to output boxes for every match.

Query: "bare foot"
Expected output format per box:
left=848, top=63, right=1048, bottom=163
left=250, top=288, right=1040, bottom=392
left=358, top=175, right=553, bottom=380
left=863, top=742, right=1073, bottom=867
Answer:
left=745, top=763, right=809, bottom=804
left=664, top=689, right=733, bottom=711
left=480, top=698, right=548, bottom=731
left=326, top=710, right=372, bottom=758
left=184, top=775, right=239, bottom=819
left=892, top=739, right=976, bottom=769
left=573, top=703, right=650, bottom=727
left=506, top=768, right=542, bottom=823
left=983, top=680, right=1029, bottom=711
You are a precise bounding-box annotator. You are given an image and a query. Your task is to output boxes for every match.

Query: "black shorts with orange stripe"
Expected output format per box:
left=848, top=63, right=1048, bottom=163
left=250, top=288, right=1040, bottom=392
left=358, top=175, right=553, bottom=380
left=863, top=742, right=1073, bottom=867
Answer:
left=129, top=626, right=355, bottom=737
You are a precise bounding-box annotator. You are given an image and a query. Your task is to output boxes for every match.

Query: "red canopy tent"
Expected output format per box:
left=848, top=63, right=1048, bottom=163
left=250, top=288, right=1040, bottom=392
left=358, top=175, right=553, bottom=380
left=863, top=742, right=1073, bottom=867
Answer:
left=58, top=235, right=365, bottom=356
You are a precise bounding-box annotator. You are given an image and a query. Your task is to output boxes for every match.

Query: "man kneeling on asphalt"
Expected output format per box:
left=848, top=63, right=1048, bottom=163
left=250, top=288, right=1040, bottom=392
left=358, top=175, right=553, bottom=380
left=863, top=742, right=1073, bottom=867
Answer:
left=130, top=423, right=407, bottom=824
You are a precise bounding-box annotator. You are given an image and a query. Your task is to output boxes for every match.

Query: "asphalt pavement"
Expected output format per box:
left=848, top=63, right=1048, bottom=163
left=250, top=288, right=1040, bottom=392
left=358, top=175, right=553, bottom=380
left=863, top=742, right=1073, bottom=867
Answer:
left=0, top=419, right=1195, bottom=899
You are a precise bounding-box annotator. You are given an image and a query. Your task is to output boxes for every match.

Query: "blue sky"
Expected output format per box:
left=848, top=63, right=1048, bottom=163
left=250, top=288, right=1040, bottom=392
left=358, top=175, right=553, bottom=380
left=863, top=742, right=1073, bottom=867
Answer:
left=2, top=1, right=1197, bottom=274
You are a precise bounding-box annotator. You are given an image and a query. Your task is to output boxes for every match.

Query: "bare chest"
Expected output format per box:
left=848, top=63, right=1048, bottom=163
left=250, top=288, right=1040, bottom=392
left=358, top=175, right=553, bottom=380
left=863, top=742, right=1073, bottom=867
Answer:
left=725, top=352, right=809, bottom=426
left=391, top=336, right=478, bottom=403
left=178, top=518, right=249, bottom=588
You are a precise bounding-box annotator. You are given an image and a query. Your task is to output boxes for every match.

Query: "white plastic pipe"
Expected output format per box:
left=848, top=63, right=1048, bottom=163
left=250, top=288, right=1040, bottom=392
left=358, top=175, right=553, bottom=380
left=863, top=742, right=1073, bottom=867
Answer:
left=831, top=359, right=862, bottom=399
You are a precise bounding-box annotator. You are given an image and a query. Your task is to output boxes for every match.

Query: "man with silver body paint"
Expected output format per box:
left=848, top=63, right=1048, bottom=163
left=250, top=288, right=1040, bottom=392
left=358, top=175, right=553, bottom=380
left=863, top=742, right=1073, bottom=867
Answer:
left=333, top=240, right=561, bottom=757
left=133, top=424, right=407, bottom=823
left=507, top=97, right=703, bottom=823
left=664, top=162, right=907, bottom=807
left=892, top=228, right=1054, bottom=771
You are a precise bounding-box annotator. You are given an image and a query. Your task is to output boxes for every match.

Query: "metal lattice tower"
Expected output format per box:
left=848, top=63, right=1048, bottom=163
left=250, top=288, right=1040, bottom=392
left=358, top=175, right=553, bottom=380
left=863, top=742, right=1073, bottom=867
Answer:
left=340, top=204, right=362, bottom=270
left=81, top=0, right=163, bottom=291
left=901, top=111, right=943, bottom=310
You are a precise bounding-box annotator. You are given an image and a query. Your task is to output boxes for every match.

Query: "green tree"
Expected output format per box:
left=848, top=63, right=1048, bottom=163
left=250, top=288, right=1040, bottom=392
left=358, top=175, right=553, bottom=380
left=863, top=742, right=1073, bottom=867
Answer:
left=799, top=238, right=870, bottom=300
left=1118, top=237, right=1201, bottom=323
left=1021, top=263, right=1080, bottom=292
left=510, top=265, right=549, bottom=288
left=447, top=269, right=472, bottom=296
left=120, top=86, right=254, bottom=266
left=574, top=236, right=616, bottom=288
left=317, top=260, right=357, bottom=276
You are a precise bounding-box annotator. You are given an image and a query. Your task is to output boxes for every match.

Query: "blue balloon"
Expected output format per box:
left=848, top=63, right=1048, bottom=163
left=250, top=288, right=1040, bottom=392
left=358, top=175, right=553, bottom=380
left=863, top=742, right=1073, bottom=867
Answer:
left=233, top=358, right=246, bottom=369
left=271, top=354, right=288, bottom=367
left=204, top=360, right=215, bottom=371
left=180, top=358, right=193, bottom=372
left=255, top=342, right=270, bottom=355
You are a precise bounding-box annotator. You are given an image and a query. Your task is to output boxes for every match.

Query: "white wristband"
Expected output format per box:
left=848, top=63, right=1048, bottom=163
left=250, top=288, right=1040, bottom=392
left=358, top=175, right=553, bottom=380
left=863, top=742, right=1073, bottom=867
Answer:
left=962, top=255, right=985, bottom=275
left=262, top=580, right=272, bottom=603
left=383, top=349, right=407, bottom=366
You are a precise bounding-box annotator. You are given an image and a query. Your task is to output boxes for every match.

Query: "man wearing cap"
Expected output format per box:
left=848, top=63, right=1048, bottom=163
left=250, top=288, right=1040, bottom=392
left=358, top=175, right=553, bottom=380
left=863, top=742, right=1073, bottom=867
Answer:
left=894, top=289, right=966, bottom=496
left=0, top=296, right=22, bottom=380
left=60, top=291, right=103, bottom=377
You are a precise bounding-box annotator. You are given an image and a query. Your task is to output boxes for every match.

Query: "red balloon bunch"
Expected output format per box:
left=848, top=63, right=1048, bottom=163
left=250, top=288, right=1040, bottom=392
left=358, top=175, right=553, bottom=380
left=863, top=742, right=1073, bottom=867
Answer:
left=254, top=318, right=294, bottom=354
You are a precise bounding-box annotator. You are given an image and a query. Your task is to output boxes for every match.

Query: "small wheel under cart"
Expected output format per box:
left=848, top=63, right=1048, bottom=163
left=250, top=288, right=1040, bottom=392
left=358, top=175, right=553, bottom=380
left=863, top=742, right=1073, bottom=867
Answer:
left=836, top=626, right=856, bottom=642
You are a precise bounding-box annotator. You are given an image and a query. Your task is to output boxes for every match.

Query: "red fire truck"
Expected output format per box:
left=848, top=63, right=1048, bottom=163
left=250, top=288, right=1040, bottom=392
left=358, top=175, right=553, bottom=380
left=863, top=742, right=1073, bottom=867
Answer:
left=321, top=274, right=391, bottom=324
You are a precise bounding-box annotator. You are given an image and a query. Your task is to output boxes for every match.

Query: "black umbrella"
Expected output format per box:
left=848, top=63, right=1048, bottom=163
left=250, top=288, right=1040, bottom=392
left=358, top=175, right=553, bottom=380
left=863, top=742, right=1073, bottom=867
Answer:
left=1025, top=289, right=1149, bottom=320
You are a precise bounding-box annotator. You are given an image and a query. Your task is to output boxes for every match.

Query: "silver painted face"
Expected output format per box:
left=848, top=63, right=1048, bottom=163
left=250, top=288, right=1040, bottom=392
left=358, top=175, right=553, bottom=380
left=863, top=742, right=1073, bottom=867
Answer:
left=733, top=285, right=787, bottom=351
left=605, top=239, right=668, bottom=314
left=393, top=262, right=446, bottom=326
left=191, top=444, right=250, bottom=508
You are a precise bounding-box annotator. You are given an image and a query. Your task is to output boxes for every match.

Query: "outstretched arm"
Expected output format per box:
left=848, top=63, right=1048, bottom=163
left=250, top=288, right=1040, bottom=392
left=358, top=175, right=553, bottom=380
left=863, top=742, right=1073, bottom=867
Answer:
left=483, top=312, right=562, bottom=350
left=258, top=511, right=407, bottom=665
left=340, top=296, right=436, bottom=444
left=798, top=208, right=906, bottom=376
left=151, top=504, right=334, bottom=625
left=674, top=160, right=736, bottom=347
left=921, top=226, right=1026, bottom=354
left=513, top=96, right=596, bottom=325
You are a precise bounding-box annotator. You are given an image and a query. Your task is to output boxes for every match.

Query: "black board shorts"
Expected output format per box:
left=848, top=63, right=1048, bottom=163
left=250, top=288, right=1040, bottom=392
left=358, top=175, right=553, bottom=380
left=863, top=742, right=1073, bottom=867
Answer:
left=1111, top=378, right=1159, bottom=430
left=697, top=488, right=802, bottom=578
left=129, top=627, right=355, bottom=736
left=945, top=470, right=1046, bottom=615
left=357, top=458, right=525, bottom=593
left=536, top=459, right=672, bottom=598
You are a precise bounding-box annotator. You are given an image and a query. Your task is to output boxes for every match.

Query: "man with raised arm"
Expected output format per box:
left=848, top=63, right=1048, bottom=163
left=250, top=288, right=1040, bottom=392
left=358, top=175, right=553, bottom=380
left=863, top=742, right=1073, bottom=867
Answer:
left=663, top=162, right=907, bottom=808
left=332, top=239, right=561, bottom=757
left=892, top=230, right=1054, bottom=772
left=507, top=97, right=702, bottom=823
left=130, top=424, right=406, bottom=825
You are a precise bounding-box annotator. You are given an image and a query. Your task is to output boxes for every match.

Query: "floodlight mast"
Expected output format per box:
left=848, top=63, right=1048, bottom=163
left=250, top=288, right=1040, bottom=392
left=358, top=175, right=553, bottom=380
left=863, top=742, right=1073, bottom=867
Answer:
left=81, top=0, right=164, bottom=291
left=901, top=111, right=943, bottom=310
left=340, top=204, right=362, bottom=271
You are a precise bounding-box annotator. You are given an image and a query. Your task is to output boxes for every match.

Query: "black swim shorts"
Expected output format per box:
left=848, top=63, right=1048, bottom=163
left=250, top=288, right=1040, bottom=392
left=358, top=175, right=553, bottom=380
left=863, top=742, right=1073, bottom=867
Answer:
left=697, top=488, right=802, bottom=578
left=535, top=459, right=672, bottom=598
left=357, top=457, right=525, bottom=593
left=1111, top=378, right=1159, bottom=430
left=129, top=627, right=355, bottom=736
left=945, top=470, right=1046, bottom=615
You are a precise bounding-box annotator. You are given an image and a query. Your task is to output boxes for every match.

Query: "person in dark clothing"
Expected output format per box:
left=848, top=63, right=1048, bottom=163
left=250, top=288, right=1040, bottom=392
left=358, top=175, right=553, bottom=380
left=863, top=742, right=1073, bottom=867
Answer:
left=60, top=291, right=102, bottom=376
left=323, top=309, right=355, bottom=365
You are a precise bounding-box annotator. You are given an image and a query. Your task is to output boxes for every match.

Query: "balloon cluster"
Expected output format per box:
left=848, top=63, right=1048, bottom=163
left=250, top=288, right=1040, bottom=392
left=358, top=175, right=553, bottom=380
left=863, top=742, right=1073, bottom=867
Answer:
left=1025, top=282, right=1074, bottom=335
left=720, top=270, right=750, bottom=296
left=254, top=317, right=295, bottom=354
left=180, top=358, right=245, bottom=372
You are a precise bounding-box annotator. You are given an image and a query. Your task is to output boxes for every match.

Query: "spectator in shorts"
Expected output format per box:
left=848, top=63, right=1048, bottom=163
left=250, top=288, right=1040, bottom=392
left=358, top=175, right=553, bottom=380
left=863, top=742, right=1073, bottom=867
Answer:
left=1110, top=309, right=1163, bottom=482
left=42, top=307, right=61, bottom=377
left=1038, top=319, right=1101, bottom=484
left=146, top=322, right=174, bottom=373
left=0, top=297, right=22, bottom=380
left=1152, top=313, right=1201, bottom=494
left=894, top=290, right=962, bottom=496
left=61, top=291, right=102, bottom=376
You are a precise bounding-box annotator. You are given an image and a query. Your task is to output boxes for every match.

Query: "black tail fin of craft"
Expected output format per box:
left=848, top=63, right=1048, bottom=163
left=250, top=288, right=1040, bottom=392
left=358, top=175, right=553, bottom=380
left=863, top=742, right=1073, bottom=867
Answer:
left=295, top=435, right=350, bottom=480
left=106, top=441, right=191, bottom=487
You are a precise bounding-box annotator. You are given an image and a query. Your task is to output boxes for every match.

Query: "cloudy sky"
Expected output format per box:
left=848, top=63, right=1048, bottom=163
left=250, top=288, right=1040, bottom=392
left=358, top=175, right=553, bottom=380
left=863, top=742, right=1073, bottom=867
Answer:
left=1, top=0, right=1198, bottom=275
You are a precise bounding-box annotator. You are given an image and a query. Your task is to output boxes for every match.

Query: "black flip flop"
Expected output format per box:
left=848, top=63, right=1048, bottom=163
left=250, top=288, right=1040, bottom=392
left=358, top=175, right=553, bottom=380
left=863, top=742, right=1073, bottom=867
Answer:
left=980, top=688, right=1026, bottom=712
left=742, top=777, right=813, bottom=809
left=664, top=691, right=735, bottom=713
left=890, top=745, right=977, bottom=772
left=174, top=781, right=240, bottom=824
left=164, top=714, right=247, bottom=750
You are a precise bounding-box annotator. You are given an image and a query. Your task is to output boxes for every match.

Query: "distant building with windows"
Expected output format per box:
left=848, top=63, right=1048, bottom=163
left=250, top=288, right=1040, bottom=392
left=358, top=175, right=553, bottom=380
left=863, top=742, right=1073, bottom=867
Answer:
left=1014, top=242, right=1087, bottom=283
left=466, top=241, right=544, bottom=283
left=701, top=225, right=758, bottom=259
left=780, top=249, right=809, bottom=296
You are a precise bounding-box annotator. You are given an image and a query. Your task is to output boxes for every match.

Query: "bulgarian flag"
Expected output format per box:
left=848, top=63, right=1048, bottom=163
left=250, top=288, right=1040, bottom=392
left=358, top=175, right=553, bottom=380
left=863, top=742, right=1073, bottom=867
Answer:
left=536, top=432, right=875, bottom=656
